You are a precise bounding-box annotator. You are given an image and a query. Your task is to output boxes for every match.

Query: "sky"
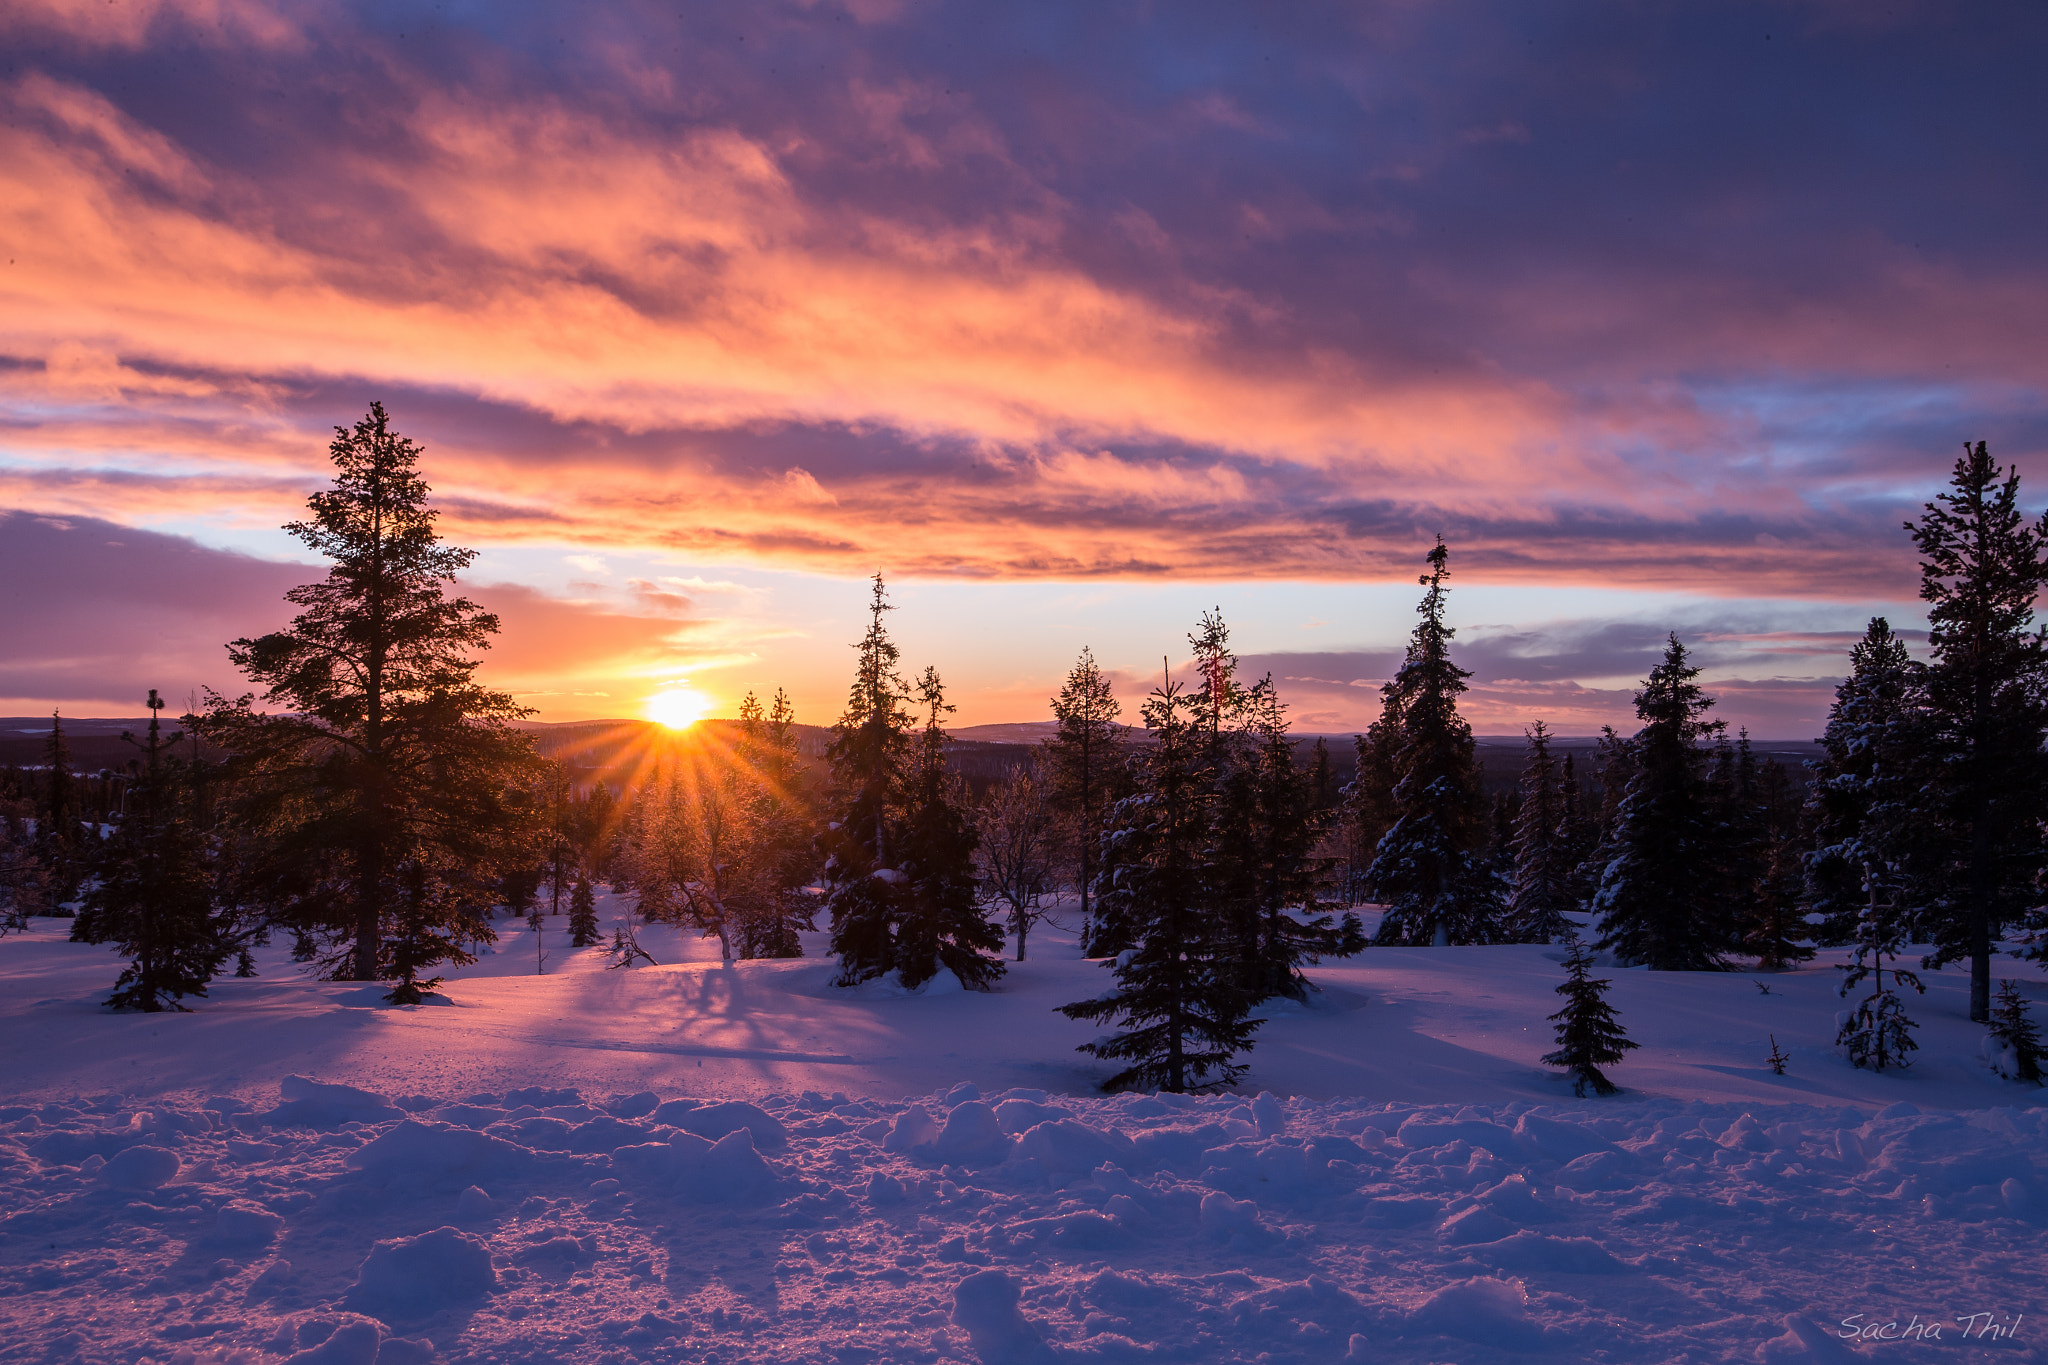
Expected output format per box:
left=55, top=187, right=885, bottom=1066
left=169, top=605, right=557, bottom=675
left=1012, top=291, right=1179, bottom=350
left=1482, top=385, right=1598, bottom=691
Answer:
left=3, top=0, right=2046, bottom=737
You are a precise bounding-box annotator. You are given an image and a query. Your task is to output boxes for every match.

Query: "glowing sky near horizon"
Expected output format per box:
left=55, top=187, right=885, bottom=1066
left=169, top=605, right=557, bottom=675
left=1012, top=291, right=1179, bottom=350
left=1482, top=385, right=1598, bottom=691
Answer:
left=3, top=1, right=2046, bottom=736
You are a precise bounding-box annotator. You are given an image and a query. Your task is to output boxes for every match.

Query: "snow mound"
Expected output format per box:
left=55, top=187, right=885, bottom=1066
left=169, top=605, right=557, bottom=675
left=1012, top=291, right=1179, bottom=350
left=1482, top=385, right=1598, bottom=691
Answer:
left=280, top=1315, right=385, bottom=1365
left=952, top=1269, right=1053, bottom=1363
left=654, top=1098, right=788, bottom=1149
left=925, top=1100, right=1013, bottom=1164
left=100, top=1143, right=178, bottom=1189
left=210, top=1200, right=284, bottom=1246
left=269, top=1076, right=403, bottom=1128
left=345, top=1225, right=496, bottom=1321
left=611, top=1127, right=779, bottom=1202
left=1012, top=1118, right=1138, bottom=1177
left=346, top=1120, right=531, bottom=1190
left=1406, top=1275, right=1543, bottom=1348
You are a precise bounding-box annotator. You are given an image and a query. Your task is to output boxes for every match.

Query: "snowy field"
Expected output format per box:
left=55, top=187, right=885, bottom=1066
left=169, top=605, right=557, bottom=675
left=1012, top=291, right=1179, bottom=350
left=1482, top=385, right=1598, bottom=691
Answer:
left=3, top=894, right=2045, bottom=1364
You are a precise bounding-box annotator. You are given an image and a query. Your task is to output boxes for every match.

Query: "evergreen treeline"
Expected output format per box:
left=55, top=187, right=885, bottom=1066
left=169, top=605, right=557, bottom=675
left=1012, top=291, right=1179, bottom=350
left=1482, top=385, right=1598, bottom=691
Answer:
left=24, top=420, right=2048, bottom=1096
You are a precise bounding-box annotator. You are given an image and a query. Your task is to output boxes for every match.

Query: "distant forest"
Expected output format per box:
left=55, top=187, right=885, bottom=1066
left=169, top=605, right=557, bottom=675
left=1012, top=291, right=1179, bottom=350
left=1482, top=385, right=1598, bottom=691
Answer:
left=3, top=411, right=2046, bottom=1090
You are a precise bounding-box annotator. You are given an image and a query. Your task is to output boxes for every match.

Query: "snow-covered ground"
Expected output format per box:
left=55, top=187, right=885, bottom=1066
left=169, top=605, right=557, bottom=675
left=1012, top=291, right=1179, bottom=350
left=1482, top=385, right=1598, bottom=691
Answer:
left=2, top=896, right=2044, bottom=1364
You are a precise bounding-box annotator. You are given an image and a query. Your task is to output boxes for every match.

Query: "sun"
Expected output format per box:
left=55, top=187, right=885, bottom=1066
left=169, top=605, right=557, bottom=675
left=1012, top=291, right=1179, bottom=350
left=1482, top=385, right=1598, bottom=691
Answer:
left=644, top=685, right=711, bottom=730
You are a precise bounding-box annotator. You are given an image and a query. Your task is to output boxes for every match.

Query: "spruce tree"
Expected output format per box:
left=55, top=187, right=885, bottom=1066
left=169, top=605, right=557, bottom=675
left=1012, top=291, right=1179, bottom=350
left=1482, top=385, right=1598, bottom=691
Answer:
left=1986, top=980, right=2045, bottom=1085
left=1508, top=721, right=1574, bottom=943
left=1222, top=676, right=1364, bottom=1000
left=37, top=712, right=82, bottom=902
left=1365, top=540, right=1501, bottom=945
left=724, top=687, right=819, bottom=960
left=1044, top=646, right=1125, bottom=953
left=1059, top=669, right=1258, bottom=1092
left=70, top=691, right=225, bottom=1011
left=1592, top=636, right=1736, bottom=970
left=1541, top=938, right=1638, bottom=1096
left=568, top=874, right=600, bottom=947
left=894, top=667, right=1004, bottom=990
left=1803, top=618, right=1927, bottom=945
left=195, top=405, right=544, bottom=1001
left=1908, top=443, right=2048, bottom=1022
left=1836, top=871, right=1925, bottom=1071
left=820, top=575, right=914, bottom=984
left=1557, top=750, right=1596, bottom=910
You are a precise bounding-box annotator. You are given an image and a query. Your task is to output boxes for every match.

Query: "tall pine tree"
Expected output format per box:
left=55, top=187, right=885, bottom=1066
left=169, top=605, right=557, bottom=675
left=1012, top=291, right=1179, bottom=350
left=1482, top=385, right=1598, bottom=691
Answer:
left=820, top=575, right=914, bottom=984
left=1366, top=540, right=1500, bottom=945
left=1508, top=721, right=1574, bottom=943
left=196, top=404, right=544, bottom=1001
left=894, top=668, right=1004, bottom=990
left=1908, top=443, right=2048, bottom=1022
left=1592, top=635, right=1736, bottom=970
left=1044, top=646, right=1125, bottom=953
left=1803, top=618, right=1927, bottom=947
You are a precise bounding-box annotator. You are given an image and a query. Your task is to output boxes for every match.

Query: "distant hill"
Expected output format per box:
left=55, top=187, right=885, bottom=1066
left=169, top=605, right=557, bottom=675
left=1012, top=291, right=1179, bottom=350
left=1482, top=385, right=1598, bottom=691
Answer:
left=3, top=714, right=1823, bottom=797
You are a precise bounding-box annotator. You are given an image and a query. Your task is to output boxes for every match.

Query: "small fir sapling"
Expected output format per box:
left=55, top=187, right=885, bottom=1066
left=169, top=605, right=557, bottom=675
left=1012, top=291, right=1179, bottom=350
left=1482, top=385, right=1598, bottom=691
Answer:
left=569, top=874, right=601, bottom=947
left=1835, top=869, right=1924, bottom=1071
left=1767, top=1035, right=1790, bottom=1076
left=1986, top=980, right=2044, bottom=1084
left=1541, top=939, right=1638, bottom=1096
left=528, top=907, right=547, bottom=975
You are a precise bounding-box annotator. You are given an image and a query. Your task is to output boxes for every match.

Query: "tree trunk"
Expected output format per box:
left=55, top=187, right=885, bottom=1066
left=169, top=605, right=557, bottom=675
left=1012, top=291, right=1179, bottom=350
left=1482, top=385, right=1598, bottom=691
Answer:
left=1970, top=817, right=1992, bottom=1023
left=353, top=843, right=381, bottom=981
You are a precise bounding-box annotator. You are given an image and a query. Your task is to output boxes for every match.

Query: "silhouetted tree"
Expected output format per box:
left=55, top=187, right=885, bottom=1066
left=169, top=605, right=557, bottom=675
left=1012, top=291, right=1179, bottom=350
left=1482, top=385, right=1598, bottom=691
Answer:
left=568, top=874, right=600, bottom=947
left=1508, top=721, right=1574, bottom=943
left=1044, top=646, right=1125, bottom=952
left=1220, top=677, right=1364, bottom=1000
left=1060, top=668, right=1257, bottom=1092
left=820, top=575, right=914, bottom=984
left=196, top=404, right=543, bottom=1002
left=1909, top=443, right=2048, bottom=1022
left=1593, top=635, right=1736, bottom=970
left=895, top=667, right=1004, bottom=990
left=973, top=766, right=1059, bottom=961
left=1366, top=540, right=1501, bottom=944
left=71, top=691, right=225, bottom=1010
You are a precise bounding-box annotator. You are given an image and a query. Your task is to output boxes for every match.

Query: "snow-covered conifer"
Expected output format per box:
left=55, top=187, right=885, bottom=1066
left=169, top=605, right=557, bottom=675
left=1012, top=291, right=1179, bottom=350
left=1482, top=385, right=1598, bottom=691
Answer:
left=1365, top=540, right=1502, bottom=945
left=1592, top=635, right=1737, bottom=970
left=1803, top=618, right=1926, bottom=946
left=1986, top=980, right=2044, bottom=1085
left=1836, top=871, right=1925, bottom=1071
left=1060, top=669, right=1257, bottom=1091
left=1541, top=938, right=1638, bottom=1096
